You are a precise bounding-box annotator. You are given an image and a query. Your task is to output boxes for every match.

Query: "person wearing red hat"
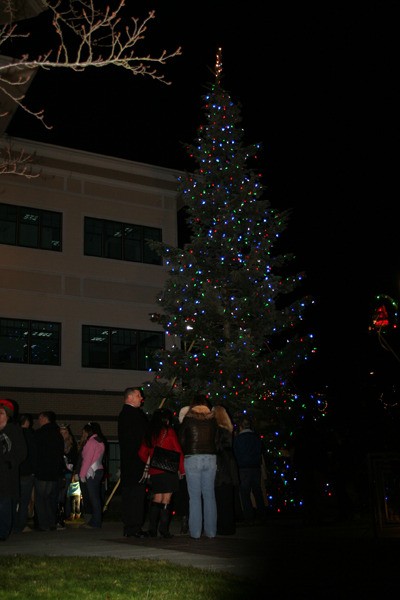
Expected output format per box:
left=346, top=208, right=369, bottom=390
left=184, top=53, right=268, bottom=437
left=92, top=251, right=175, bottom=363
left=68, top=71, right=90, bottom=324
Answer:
left=0, top=399, right=27, bottom=541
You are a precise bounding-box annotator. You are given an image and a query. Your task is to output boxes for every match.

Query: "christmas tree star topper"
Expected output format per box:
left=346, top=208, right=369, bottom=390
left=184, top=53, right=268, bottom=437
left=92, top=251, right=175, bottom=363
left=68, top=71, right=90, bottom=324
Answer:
left=215, top=47, right=223, bottom=81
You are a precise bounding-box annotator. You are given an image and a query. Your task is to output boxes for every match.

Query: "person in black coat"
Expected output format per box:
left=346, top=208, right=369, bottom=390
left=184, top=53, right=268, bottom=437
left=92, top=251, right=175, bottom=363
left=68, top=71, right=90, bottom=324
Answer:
left=33, top=411, right=65, bottom=531
left=214, top=405, right=240, bottom=535
left=233, top=416, right=267, bottom=522
left=0, top=399, right=27, bottom=540
left=117, top=387, right=149, bottom=538
left=14, top=413, right=37, bottom=533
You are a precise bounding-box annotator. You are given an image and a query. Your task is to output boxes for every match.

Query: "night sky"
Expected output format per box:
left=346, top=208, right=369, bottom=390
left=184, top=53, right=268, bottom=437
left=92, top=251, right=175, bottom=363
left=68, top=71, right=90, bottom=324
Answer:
left=6, top=2, right=400, bottom=405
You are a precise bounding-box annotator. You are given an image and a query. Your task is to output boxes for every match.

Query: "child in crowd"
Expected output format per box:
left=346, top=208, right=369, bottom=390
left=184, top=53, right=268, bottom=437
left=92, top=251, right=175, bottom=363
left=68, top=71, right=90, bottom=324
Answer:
left=66, top=474, right=82, bottom=521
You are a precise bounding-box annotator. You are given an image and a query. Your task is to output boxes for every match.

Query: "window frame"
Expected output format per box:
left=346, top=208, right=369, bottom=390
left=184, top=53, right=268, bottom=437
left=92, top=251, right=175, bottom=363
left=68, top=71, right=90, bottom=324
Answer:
left=0, top=317, right=61, bottom=365
left=84, top=217, right=162, bottom=265
left=0, top=202, right=62, bottom=251
left=81, top=324, right=164, bottom=371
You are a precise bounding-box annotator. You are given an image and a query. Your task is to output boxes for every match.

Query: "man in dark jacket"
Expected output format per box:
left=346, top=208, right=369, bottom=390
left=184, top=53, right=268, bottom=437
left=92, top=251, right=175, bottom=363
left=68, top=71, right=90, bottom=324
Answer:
left=233, top=416, right=266, bottom=522
left=0, top=398, right=27, bottom=540
left=34, top=411, right=64, bottom=531
left=117, top=387, right=149, bottom=538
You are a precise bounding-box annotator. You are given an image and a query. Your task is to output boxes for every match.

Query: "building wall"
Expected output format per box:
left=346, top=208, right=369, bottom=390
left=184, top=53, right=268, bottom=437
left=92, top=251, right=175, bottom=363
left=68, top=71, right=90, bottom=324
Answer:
left=0, top=137, right=182, bottom=441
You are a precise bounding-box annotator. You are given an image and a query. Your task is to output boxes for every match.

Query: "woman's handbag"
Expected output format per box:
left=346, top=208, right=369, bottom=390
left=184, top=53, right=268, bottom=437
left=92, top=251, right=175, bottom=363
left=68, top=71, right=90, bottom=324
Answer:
left=150, top=445, right=180, bottom=473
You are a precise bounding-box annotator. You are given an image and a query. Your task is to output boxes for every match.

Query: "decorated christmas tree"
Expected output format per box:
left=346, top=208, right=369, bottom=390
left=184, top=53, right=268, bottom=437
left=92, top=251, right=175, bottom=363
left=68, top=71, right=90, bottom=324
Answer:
left=144, top=50, right=316, bottom=437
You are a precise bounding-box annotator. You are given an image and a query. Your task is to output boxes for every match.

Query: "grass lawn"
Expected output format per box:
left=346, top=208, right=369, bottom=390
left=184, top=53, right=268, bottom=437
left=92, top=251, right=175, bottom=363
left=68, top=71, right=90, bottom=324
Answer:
left=0, top=555, right=262, bottom=599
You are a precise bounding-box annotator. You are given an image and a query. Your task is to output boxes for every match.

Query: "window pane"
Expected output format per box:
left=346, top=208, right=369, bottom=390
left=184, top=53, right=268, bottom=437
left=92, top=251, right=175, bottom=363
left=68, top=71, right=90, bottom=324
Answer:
left=138, top=330, right=164, bottom=370
left=107, top=441, right=120, bottom=483
left=30, top=321, right=61, bottom=365
left=84, top=217, right=103, bottom=257
left=82, top=325, right=164, bottom=371
left=110, top=328, right=137, bottom=369
left=0, top=318, right=60, bottom=365
left=0, top=318, right=28, bottom=363
left=82, top=325, right=109, bottom=367
left=18, top=207, right=40, bottom=248
left=104, top=221, right=123, bottom=260
left=41, top=211, right=62, bottom=251
left=0, top=204, right=62, bottom=251
left=84, top=218, right=162, bottom=265
left=144, top=227, right=162, bottom=242
left=0, top=204, right=17, bottom=245
left=124, top=224, right=142, bottom=262
left=143, top=227, right=162, bottom=265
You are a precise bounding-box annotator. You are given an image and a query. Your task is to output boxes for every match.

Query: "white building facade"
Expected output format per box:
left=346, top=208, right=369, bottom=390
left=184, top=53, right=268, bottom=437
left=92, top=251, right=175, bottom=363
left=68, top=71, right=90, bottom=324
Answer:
left=0, top=137, right=181, bottom=459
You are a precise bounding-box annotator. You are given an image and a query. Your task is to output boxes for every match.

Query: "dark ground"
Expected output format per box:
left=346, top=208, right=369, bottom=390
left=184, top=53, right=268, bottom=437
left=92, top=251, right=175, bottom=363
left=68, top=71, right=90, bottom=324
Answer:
left=1, top=501, right=400, bottom=599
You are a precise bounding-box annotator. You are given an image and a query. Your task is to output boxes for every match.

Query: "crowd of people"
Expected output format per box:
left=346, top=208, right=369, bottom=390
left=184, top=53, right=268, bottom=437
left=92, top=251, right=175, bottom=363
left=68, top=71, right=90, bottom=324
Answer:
left=0, top=389, right=268, bottom=542
left=118, top=387, right=267, bottom=541
left=0, top=398, right=109, bottom=540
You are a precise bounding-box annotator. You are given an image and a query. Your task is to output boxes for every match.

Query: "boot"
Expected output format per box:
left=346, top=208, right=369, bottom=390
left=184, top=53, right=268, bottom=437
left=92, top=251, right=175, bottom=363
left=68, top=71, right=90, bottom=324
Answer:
left=180, top=515, right=189, bottom=535
left=158, top=504, right=173, bottom=539
left=148, top=502, right=162, bottom=537
left=65, top=514, right=75, bottom=523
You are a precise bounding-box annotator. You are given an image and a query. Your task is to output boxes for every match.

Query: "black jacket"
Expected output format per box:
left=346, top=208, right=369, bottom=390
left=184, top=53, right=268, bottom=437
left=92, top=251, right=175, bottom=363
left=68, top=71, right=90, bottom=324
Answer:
left=19, top=427, right=38, bottom=477
left=117, top=404, right=148, bottom=485
left=34, top=422, right=65, bottom=481
left=215, top=426, right=239, bottom=487
left=233, top=429, right=263, bottom=469
left=0, top=422, right=27, bottom=498
left=179, top=408, right=218, bottom=455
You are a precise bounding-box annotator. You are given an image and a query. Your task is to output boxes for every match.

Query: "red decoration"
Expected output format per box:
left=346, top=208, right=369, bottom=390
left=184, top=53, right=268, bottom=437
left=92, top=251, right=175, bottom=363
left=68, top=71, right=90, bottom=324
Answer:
left=373, top=304, right=389, bottom=329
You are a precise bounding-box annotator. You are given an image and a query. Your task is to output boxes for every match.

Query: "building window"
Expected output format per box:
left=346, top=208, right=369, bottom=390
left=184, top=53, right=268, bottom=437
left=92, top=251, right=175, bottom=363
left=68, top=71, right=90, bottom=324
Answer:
left=0, top=203, right=62, bottom=251
left=0, top=318, right=61, bottom=365
left=82, top=325, right=163, bottom=371
left=107, top=442, right=120, bottom=483
left=84, top=217, right=162, bottom=265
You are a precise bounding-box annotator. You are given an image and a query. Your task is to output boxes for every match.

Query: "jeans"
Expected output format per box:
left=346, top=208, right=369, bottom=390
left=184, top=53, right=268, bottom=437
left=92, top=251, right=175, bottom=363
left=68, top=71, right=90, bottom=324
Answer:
left=34, top=478, right=59, bottom=530
left=84, top=469, right=103, bottom=528
left=0, top=496, right=15, bottom=540
left=184, top=454, right=217, bottom=538
left=14, top=474, right=34, bottom=532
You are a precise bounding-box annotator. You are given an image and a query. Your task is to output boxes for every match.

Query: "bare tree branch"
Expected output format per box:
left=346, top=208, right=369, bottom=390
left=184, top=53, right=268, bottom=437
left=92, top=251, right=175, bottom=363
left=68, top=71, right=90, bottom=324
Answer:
left=0, top=0, right=182, bottom=176
left=0, top=0, right=182, bottom=126
left=0, top=141, right=40, bottom=177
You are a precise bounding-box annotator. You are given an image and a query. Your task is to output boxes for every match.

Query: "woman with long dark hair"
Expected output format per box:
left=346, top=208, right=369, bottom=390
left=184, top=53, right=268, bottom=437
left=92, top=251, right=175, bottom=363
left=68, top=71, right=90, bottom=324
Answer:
left=138, top=408, right=184, bottom=538
left=58, top=424, right=78, bottom=525
left=79, top=422, right=106, bottom=529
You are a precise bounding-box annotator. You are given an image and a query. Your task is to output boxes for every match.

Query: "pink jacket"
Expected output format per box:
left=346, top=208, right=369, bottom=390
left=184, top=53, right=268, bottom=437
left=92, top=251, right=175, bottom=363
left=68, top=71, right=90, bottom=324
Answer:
left=79, top=435, right=105, bottom=481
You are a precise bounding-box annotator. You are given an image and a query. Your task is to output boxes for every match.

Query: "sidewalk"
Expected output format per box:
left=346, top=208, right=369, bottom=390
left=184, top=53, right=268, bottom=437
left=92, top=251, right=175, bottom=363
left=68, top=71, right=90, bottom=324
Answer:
left=1, top=513, right=399, bottom=597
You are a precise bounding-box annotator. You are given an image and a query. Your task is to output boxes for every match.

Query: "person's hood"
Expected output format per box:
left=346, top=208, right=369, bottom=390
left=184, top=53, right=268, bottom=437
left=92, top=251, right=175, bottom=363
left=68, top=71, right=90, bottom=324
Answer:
left=178, top=406, right=190, bottom=423
left=186, top=406, right=214, bottom=420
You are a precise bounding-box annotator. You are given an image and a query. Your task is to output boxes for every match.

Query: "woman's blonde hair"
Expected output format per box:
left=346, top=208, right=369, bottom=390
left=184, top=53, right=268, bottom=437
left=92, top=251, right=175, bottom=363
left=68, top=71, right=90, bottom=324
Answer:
left=213, top=405, right=233, bottom=432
